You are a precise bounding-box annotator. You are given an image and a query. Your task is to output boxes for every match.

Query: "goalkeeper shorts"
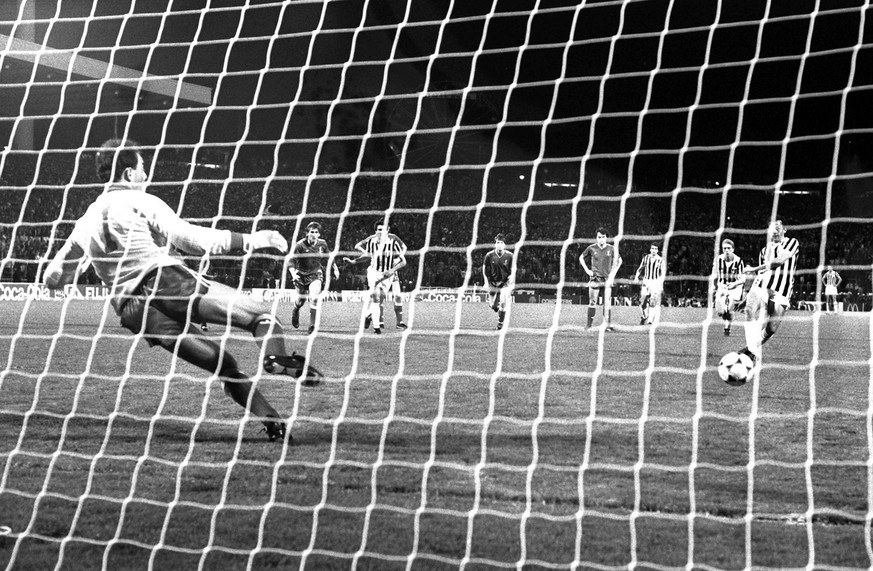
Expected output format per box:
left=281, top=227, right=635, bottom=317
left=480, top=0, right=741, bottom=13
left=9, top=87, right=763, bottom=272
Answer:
left=119, top=265, right=208, bottom=347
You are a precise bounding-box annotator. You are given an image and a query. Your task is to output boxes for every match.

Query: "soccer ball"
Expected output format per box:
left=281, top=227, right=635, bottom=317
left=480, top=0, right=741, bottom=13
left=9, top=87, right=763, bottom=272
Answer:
left=718, top=351, right=754, bottom=386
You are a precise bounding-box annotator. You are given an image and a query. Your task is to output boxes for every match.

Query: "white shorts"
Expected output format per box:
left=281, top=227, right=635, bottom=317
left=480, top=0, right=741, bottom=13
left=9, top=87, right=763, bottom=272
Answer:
left=367, top=267, right=401, bottom=297
left=746, top=285, right=789, bottom=319
left=825, top=285, right=838, bottom=297
left=715, top=285, right=743, bottom=314
left=641, top=279, right=663, bottom=297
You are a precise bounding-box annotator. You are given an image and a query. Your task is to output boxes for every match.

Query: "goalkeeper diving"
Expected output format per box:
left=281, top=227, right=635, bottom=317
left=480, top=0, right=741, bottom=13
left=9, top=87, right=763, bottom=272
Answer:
left=42, top=139, right=321, bottom=445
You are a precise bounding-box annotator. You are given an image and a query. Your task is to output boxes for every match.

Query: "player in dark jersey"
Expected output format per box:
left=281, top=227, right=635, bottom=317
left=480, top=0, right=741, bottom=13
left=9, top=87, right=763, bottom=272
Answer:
left=288, top=221, right=339, bottom=334
left=736, top=220, right=799, bottom=381
left=482, top=233, right=513, bottom=330
left=579, top=228, right=622, bottom=330
left=344, top=221, right=407, bottom=334
left=633, top=243, right=664, bottom=326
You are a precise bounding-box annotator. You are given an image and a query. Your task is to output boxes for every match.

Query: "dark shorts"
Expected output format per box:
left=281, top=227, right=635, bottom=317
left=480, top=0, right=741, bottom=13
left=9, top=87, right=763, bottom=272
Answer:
left=294, top=269, right=324, bottom=293
left=588, top=276, right=608, bottom=289
left=119, top=265, right=208, bottom=347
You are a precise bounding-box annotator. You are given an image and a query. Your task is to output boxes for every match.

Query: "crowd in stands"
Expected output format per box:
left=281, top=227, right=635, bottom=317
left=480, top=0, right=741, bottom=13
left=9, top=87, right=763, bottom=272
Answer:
left=2, top=152, right=871, bottom=308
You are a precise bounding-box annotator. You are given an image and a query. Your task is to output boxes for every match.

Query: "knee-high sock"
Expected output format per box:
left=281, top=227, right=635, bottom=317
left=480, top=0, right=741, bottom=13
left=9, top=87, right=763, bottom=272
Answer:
left=369, top=301, right=381, bottom=326
left=743, top=318, right=763, bottom=360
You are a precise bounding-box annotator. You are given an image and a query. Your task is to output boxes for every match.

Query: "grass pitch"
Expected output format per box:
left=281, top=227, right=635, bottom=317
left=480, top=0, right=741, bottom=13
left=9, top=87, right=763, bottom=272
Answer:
left=1, top=298, right=871, bottom=569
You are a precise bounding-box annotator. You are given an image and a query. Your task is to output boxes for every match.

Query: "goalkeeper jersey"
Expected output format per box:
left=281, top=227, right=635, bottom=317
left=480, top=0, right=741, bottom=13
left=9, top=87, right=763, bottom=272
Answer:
left=49, top=185, right=243, bottom=312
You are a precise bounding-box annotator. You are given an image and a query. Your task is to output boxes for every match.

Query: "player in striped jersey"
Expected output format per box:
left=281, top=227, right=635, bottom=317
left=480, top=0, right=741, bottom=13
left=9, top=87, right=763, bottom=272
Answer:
left=821, top=265, right=842, bottom=313
left=482, top=233, right=513, bottom=330
left=633, top=243, right=665, bottom=326
left=712, top=239, right=746, bottom=336
left=344, top=221, right=407, bottom=334
left=289, top=221, right=339, bottom=334
left=42, top=139, right=321, bottom=444
left=736, top=220, right=799, bottom=379
left=579, top=228, right=623, bottom=330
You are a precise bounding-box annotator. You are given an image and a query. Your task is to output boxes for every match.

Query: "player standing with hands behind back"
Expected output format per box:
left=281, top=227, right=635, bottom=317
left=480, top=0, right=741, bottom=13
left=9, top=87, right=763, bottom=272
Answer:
left=735, top=220, right=799, bottom=380
left=713, top=239, right=746, bottom=336
left=42, top=139, right=322, bottom=444
left=821, top=265, right=842, bottom=313
left=634, top=243, right=664, bottom=326
left=579, top=228, right=622, bottom=331
left=482, top=233, right=513, bottom=330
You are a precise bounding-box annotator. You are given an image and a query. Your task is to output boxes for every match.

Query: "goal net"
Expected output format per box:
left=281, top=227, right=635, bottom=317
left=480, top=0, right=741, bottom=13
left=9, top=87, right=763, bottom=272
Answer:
left=2, top=0, right=872, bottom=568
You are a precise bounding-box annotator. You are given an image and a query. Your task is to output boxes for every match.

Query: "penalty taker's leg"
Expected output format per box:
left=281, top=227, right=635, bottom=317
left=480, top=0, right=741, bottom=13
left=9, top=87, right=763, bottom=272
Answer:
left=740, top=286, right=769, bottom=381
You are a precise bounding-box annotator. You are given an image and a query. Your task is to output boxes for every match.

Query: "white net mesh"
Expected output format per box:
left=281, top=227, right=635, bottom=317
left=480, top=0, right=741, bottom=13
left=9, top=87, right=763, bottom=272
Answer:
left=2, top=0, right=873, bottom=569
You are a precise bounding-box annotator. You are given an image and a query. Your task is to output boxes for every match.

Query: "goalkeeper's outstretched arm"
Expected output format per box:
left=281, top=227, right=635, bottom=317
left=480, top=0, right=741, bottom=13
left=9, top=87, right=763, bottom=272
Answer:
left=43, top=240, right=87, bottom=289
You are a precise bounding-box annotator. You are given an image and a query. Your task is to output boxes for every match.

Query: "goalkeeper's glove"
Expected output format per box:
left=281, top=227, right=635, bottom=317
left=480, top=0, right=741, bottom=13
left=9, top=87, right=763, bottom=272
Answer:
left=244, top=230, right=288, bottom=252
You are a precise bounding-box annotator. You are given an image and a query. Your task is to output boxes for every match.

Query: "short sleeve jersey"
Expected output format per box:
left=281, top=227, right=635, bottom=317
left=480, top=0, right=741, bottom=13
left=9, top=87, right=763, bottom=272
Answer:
left=715, top=254, right=745, bottom=287
left=758, top=237, right=799, bottom=299
left=483, top=249, right=513, bottom=286
left=581, top=243, right=619, bottom=279
left=636, top=253, right=664, bottom=281
left=291, top=238, right=330, bottom=276
left=363, top=233, right=406, bottom=272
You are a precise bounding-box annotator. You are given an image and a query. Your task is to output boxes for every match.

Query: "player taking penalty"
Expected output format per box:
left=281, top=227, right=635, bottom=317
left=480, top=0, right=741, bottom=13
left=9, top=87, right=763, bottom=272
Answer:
left=736, top=220, right=798, bottom=381
left=482, top=233, right=513, bottom=330
left=43, top=139, right=321, bottom=444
